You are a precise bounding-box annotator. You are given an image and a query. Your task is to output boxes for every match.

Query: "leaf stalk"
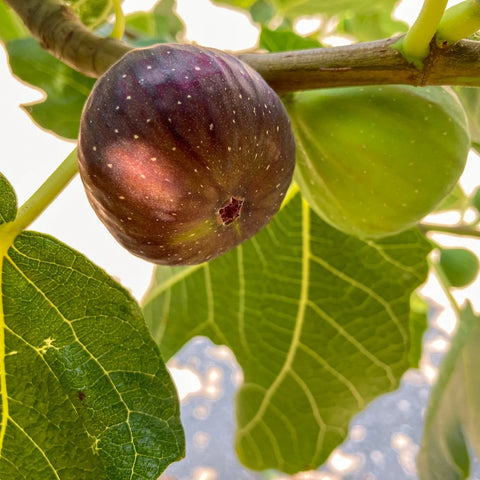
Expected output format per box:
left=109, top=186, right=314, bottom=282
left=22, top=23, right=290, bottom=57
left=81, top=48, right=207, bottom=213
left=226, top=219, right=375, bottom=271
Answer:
left=436, top=0, right=480, bottom=46
left=395, top=0, right=448, bottom=68
left=429, top=257, right=462, bottom=317
left=110, top=0, right=126, bottom=40
left=5, top=148, right=78, bottom=239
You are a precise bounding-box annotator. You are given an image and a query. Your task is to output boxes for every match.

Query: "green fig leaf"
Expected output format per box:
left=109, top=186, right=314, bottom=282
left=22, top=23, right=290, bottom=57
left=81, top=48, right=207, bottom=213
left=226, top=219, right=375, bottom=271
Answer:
left=417, top=304, right=480, bottom=480
left=0, top=1, right=29, bottom=43
left=142, top=191, right=431, bottom=474
left=434, top=184, right=469, bottom=213
left=337, top=11, right=408, bottom=42
left=125, top=0, right=185, bottom=47
left=409, top=293, right=428, bottom=368
left=214, top=0, right=397, bottom=19
left=213, top=0, right=257, bottom=10
left=273, top=0, right=398, bottom=17
left=0, top=173, right=17, bottom=225
left=259, top=26, right=322, bottom=52
left=0, top=173, right=184, bottom=479
left=5, top=38, right=95, bottom=140
left=69, top=0, right=114, bottom=29
left=472, top=187, right=480, bottom=213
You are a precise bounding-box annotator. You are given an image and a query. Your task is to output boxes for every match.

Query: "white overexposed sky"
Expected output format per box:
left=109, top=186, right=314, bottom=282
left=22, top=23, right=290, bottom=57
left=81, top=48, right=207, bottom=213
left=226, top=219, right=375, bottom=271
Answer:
left=0, top=0, right=477, bottom=309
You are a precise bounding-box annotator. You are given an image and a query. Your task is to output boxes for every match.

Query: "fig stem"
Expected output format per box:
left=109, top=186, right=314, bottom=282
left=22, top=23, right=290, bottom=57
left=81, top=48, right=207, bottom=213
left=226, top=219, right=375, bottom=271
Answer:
left=429, top=256, right=462, bottom=317
left=110, top=0, right=126, bottom=40
left=420, top=223, right=480, bottom=239
left=6, top=148, right=78, bottom=238
left=436, top=0, right=480, bottom=46
left=394, top=0, right=448, bottom=69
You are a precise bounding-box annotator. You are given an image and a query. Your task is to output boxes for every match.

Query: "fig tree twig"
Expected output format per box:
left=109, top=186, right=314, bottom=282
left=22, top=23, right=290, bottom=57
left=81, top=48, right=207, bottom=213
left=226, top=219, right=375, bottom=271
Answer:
left=419, top=223, right=480, bottom=239
left=239, top=38, right=480, bottom=94
left=4, top=0, right=130, bottom=77
left=5, top=0, right=480, bottom=94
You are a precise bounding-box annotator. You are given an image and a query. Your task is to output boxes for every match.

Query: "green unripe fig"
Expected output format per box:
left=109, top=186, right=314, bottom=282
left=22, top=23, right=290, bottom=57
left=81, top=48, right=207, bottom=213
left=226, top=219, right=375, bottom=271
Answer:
left=77, top=44, right=295, bottom=265
left=439, top=248, right=479, bottom=287
left=287, top=85, right=470, bottom=238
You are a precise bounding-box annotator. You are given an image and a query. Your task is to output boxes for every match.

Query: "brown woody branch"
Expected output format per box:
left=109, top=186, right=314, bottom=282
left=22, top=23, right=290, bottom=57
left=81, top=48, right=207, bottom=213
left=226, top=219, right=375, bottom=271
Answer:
left=5, top=0, right=480, bottom=94
left=239, top=39, right=480, bottom=94
left=4, top=0, right=130, bottom=77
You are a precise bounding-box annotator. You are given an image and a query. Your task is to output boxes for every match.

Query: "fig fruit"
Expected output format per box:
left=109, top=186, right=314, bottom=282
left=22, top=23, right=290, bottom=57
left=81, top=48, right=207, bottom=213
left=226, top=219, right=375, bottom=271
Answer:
left=439, top=248, right=479, bottom=288
left=78, top=44, right=295, bottom=265
left=287, top=85, right=470, bottom=238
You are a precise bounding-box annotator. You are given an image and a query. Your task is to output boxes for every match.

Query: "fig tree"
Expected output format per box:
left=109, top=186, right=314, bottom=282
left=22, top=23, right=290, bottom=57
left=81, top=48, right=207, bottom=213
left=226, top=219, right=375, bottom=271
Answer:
left=78, top=44, right=295, bottom=265
left=287, top=85, right=470, bottom=238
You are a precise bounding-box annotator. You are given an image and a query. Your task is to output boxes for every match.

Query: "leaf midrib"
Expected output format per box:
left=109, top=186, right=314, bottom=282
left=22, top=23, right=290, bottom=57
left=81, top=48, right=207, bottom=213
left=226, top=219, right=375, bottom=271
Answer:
left=236, top=198, right=311, bottom=439
left=0, top=254, right=9, bottom=460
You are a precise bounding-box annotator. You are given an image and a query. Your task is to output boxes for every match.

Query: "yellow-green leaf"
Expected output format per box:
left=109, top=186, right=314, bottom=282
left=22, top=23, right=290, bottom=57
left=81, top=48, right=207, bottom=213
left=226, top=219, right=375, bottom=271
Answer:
left=0, top=174, right=184, bottom=479
left=143, top=191, right=431, bottom=473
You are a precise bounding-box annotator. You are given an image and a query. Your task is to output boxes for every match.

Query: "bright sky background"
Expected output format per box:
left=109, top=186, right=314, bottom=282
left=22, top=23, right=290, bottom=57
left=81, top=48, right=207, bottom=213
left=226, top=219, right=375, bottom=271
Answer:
left=0, top=0, right=478, bottom=316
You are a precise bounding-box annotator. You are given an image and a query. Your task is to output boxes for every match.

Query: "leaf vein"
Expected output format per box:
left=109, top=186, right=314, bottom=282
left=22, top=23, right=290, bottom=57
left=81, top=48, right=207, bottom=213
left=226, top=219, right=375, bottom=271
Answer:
left=310, top=253, right=407, bottom=343
left=298, top=343, right=365, bottom=408
left=237, top=199, right=311, bottom=439
left=9, top=417, right=61, bottom=480
left=6, top=253, right=140, bottom=480
left=307, top=300, right=396, bottom=386
left=288, top=369, right=326, bottom=463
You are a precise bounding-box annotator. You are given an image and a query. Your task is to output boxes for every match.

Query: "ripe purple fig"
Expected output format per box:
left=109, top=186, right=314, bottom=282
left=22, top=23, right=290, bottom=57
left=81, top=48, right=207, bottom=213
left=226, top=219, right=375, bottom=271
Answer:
left=78, top=44, right=295, bottom=265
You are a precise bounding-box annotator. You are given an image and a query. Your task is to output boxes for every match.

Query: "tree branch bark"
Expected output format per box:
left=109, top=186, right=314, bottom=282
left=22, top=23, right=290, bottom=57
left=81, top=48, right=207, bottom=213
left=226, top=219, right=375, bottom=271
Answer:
left=5, top=0, right=480, bottom=94
left=239, top=38, right=480, bottom=94
left=4, top=0, right=130, bottom=77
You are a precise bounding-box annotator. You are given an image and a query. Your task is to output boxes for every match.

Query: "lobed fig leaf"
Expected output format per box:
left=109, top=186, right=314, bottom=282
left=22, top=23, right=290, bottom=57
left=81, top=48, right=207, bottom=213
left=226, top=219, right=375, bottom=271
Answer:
left=78, top=44, right=295, bottom=265
left=287, top=85, right=470, bottom=238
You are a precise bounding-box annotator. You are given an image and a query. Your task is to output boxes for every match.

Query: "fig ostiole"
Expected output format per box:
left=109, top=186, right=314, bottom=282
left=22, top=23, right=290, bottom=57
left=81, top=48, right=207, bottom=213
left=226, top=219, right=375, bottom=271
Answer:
left=287, top=85, right=470, bottom=238
left=78, top=43, right=295, bottom=265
